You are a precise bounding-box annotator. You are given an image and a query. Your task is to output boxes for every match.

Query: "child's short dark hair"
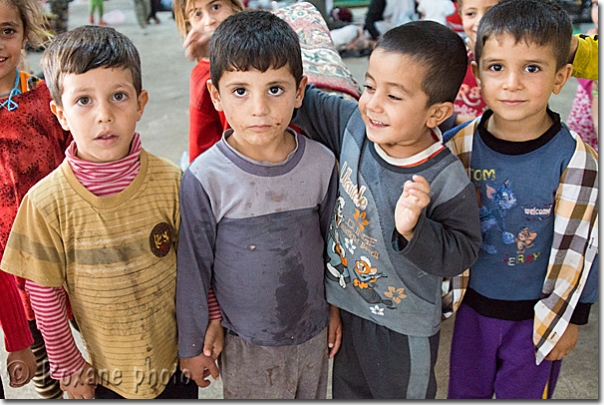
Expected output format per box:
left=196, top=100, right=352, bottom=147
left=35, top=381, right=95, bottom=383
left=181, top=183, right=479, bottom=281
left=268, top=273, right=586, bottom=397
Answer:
left=475, top=0, right=572, bottom=70
left=41, top=26, right=142, bottom=106
left=209, top=10, right=303, bottom=88
left=375, top=21, right=467, bottom=106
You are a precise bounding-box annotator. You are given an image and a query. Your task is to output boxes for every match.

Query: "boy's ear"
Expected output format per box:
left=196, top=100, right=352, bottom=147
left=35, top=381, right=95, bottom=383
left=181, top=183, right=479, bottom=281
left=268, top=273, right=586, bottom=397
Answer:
left=426, top=101, right=454, bottom=129
left=471, top=61, right=481, bottom=90
left=136, top=90, right=149, bottom=121
left=50, top=100, right=70, bottom=131
left=552, top=63, right=573, bottom=95
left=294, top=75, right=308, bottom=108
left=207, top=79, right=223, bottom=112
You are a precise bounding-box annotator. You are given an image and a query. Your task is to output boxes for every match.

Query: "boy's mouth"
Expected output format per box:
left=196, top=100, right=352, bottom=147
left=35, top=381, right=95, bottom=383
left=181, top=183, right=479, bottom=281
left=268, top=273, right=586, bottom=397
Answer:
left=368, top=118, right=387, bottom=127
left=500, top=99, right=525, bottom=106
left=95, top=132, right=117, bottom=140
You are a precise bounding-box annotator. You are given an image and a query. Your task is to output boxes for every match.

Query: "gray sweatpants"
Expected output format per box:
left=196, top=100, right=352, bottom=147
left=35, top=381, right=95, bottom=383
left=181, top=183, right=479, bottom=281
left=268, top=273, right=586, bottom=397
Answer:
left=218, top=327, right=329, bottom=399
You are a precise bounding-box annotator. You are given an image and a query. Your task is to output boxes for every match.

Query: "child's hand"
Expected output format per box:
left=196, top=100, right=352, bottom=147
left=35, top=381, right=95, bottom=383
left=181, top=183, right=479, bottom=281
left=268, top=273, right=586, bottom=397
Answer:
left=203, top=320, right=224, bottom=360
left=327, top=305, right=342, bottom=359
left=183, top=26, right=213, bottom=61
left=180, top=353, right=220, bottom=389
left=6, top=347, right=36, bottom=388
left=60, top=361, right=97, bottom=399
left=395, top=175, right=431, bottom=241
left=545, top=323, right=579, bottom=361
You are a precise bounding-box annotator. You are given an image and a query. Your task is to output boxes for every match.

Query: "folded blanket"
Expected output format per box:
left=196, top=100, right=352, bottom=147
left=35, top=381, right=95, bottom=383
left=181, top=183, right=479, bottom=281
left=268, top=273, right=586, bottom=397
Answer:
left=274, top=1, right=362, bottom=100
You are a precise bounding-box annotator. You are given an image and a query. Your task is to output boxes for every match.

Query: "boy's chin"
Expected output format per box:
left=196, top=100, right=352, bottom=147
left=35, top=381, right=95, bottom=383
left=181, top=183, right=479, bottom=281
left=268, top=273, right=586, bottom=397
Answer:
left=364, top=124, right=384, bottom=141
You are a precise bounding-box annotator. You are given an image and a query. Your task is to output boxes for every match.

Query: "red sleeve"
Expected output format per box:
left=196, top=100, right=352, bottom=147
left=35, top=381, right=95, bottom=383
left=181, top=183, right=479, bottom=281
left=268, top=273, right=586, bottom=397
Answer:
left=0, top=270, right=34, bottom=352
left=208, top=286, right=221, bottom=321
left=25, top=280, right=85, bottom=379
left=189, top=61, right=224, bottom=163
left=14, top=276, right=35, bottom=320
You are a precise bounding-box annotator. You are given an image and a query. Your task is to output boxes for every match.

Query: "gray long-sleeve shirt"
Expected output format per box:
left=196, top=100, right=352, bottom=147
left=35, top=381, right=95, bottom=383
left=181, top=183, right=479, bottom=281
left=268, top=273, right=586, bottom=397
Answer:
left=292, top=86, right=482, bottom=337
left=176, top=130, right=338, bottom=358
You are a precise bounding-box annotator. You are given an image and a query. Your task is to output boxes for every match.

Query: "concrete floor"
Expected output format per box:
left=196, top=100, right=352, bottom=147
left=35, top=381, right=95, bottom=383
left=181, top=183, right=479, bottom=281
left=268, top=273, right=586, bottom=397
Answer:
left=0, top=0, right=598, bottom=399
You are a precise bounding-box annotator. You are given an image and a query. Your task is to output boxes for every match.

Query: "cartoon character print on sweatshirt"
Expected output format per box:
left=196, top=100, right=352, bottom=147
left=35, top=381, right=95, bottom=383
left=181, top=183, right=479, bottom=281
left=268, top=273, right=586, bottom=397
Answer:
left=502, top=204, right=549, bottom=266
left=327, top=196, right=351, bottom=287
left=476, top=179, right=517, bottom=254
left=515, top=226, right=537, bottom=254
left=329, top=161, right=404, bottom=312
left=352, top=255, right=396, bottom=310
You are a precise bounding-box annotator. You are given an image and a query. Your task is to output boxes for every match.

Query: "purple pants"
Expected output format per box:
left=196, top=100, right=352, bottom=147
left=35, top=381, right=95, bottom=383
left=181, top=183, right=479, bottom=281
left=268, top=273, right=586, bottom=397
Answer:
left=448, top=303, right=562, bottom=399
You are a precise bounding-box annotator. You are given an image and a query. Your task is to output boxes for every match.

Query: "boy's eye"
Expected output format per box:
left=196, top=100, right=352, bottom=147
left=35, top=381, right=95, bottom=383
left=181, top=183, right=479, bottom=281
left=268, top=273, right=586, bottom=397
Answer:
left=488, top=64, right=503, bottom=72
left=76, top=96, right=91, bottom=105
left=268, top=86, right=283, bottom=96
left=211, top=3, right=221, bottom=11
left=388, top=94, right=402, bottom=101
left=463, top=11, right=476, bottom=17
left=362, top=84, right=375, bottom=92
left=525, top=65, right=540, bottom=73
left=1, top=28, right=16, bottom=36
left=234, top=88, right=247, bottom=96
left=113, top=92, right=127, bottom=101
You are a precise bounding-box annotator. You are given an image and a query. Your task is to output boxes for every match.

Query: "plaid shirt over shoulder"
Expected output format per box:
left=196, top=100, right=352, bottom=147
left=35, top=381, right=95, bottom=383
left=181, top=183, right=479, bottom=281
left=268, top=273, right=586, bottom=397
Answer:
left=442, top=116, right=598, bottom=365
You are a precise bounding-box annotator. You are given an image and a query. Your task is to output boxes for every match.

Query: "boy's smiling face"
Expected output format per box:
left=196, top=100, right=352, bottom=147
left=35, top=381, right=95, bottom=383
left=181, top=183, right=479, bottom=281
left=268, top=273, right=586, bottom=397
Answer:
left=473, top=33, right=572, bottom=133
left=358, top=49, right=449, bottom=159
left=51, top=67, right=148, bottom=162
left=208, top=65, right=307, bottom=162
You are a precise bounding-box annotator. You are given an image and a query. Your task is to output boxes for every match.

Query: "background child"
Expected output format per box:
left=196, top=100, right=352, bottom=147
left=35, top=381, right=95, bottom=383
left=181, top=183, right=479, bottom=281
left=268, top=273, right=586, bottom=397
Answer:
left=88, top=0, right=106, bottom=25
left=173, top=0, right=244, bottom=163
left=175, top=10, right=340, bottom=399
left=174, top=0, right=360, bottom=165
left=0, top=0, right=72, bottom=399
left=291, top=20, right=482, bottom=399
left=0, top=25, right=199, bottom=399
left=445, top=0, right=598, bottom=399
left=450, top=0, right=499, bottom=129
left=567, top=0, right=598, bottom=151
left=133, top=0, right=150, bottom=34
left=364, top=0, right=418, bottom=42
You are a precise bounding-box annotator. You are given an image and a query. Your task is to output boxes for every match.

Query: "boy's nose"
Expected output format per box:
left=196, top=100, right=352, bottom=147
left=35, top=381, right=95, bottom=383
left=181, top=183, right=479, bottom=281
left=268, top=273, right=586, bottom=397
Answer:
left=365, top=93, right=382, bottom=113
left=251, top=95, right=270, bottom=116
left=96, top=102, right=114, bottom=123
left=503, top=71, right=522, bottom=90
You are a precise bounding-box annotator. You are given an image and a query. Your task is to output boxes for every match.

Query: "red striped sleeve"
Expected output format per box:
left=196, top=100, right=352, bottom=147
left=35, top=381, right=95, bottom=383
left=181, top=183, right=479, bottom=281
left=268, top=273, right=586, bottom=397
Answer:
left=0, top=270, right=33, bottom=352
left=25, top=280, right=86, bottom=379
left=208, top=287, right=221, bottom=321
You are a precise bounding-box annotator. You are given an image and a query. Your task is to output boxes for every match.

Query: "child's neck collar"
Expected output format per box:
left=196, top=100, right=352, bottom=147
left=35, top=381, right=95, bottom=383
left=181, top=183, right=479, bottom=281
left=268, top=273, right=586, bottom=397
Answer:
left=374, top=128, right=444, bottom=167
left=478, top=109, right=561, bottom=155
left=485, top=109, right=554, bottom=142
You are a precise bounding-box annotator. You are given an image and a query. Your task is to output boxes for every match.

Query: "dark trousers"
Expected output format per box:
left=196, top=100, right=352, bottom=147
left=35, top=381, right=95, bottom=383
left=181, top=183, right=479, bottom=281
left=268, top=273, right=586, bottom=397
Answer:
left=94, top=369, right=198, bottom=399
left=147, top=0, right=160, bottom=21
left=332, top=309, right=439, bottom=399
